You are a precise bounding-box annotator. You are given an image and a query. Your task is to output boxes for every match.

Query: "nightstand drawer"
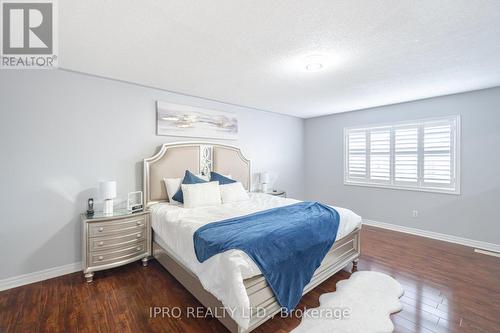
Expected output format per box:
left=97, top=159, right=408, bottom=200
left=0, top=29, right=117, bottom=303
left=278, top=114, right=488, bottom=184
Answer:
left=90, top=231, right=145, bottom=251
left=91, top=241, right=146, bottom=266
left=89, top=216, right=146, bottom=237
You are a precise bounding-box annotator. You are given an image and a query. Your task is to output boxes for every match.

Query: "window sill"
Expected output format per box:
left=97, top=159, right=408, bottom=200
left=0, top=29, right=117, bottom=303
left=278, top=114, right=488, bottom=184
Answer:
left=344, top=180, right=461, bottom=195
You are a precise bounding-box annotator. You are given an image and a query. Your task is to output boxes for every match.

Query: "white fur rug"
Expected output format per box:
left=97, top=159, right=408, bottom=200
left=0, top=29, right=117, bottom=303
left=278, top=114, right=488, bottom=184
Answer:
left=291, top=271, right=404, bottom=333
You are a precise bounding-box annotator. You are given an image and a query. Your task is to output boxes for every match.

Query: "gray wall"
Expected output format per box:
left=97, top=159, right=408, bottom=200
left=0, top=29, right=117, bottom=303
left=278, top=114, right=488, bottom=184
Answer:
left=305, top=87, right=500, bottom=244
left=0, top=70, right=304, bottom=279
left=2, top=68, right=498, bottom=280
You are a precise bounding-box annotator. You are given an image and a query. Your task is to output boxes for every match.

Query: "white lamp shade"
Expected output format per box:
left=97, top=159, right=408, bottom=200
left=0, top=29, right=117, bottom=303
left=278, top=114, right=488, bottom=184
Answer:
left=100, top=181, right=117, bottom=199
left=260, top=172, right=270, bottom=183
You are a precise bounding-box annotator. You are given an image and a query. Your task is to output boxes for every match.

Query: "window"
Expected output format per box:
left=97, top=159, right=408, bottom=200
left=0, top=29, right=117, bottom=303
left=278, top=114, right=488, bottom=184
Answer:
left=344, top=116, right=460, bottom=194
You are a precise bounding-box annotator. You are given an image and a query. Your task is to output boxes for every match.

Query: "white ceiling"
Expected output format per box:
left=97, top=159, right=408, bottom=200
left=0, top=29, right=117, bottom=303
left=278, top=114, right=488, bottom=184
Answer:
left=60, top=0, right=500, bottom=118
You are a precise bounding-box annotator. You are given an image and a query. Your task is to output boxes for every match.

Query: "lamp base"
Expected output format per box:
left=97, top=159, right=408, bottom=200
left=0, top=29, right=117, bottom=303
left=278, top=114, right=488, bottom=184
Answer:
left=103, top=199, right=114, bottom=215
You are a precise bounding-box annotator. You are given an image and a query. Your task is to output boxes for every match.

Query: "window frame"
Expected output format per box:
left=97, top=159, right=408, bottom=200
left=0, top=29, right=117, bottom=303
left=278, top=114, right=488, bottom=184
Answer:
left=343, top=115, right=461, bottom=195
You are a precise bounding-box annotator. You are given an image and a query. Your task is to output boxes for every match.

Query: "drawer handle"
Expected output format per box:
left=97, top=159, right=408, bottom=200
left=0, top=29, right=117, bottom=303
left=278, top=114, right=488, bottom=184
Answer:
left=98, top=256, right=104, bottom=261
left=98, top=227, right=104, bottom=232
left=98, top=241, right=104, bottom=246
left=136, top=221, right=142, bottom=226
left=136, top=233, right=141, bottom=238
left=136, top=247, right=141, bottom=251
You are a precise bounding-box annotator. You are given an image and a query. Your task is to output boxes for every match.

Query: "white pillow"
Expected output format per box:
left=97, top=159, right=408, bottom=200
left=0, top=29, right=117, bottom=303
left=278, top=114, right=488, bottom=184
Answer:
left=182, top=181, right=222, bottom=208
left=220, top=182, right=250, bottom=203
left=163, top=178, right=182, bottom=203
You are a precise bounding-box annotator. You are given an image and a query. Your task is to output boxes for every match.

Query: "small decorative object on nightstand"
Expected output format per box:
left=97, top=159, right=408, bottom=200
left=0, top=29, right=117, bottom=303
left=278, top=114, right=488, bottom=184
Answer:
left=86, top=198, right=94, bottom=217
left=260, top=172, right=270, bottom=193
left=127, top=191, right=143, bottom=213
left=267, top=189, right=286, bottom=198
left=81, top=209, right=151, bottom=283
left=254, top=189, right=287, bottom=198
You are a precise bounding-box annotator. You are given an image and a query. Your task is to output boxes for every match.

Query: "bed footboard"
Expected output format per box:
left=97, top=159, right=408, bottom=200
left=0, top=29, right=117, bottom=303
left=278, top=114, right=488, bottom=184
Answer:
left=153, top=227, right=361, bottom=333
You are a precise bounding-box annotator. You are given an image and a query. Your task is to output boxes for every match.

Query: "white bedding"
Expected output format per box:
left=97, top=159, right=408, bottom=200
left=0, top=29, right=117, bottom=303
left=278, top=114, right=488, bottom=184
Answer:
left=150, top=193, right=361, bottom=329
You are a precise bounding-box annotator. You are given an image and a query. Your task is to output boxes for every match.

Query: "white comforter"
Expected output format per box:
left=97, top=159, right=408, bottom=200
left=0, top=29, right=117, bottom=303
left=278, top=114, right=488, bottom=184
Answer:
left=150, top=193, right=361, bottom=329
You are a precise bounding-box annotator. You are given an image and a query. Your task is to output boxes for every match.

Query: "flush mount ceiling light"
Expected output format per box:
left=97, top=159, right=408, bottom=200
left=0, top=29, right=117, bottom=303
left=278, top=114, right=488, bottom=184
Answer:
left=305, top=62, right=324, bottom=72
left=281, top=52, right=340, bottom=76
left=304, top=55, right=326, bottom=72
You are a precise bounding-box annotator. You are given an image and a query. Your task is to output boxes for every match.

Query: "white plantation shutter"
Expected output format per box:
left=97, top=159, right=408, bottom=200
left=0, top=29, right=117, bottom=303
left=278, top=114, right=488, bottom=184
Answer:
left=347, top=130, right=367, bottom=180
left=423, top=121, right=455, bottom=188
left=344, top=116, right=460, bottom=194
left=369, top=129, right=391, bottom=182
left=394, top=126, right=419, bottom=184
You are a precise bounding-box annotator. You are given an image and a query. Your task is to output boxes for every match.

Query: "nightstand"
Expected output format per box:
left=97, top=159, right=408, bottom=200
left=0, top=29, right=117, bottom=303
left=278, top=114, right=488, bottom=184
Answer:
left=81, top=209, right=151, bottom=282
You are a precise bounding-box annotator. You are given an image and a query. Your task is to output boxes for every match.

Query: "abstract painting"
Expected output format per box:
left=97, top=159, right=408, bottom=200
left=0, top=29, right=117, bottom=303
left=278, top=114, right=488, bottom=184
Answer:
left=156, top=101, right=238, bottom=140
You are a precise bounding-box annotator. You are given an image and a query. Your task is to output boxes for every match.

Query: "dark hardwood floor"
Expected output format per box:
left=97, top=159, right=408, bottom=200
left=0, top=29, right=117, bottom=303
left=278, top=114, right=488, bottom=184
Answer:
left=1, top=226, right=499, bottom=333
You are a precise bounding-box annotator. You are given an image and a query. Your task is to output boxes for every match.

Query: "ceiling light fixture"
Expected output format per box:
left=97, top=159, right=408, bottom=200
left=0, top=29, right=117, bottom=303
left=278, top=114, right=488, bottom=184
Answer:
left=303, top=55, right=326, bottom=72
left=305, top=62, right=324, bottom=72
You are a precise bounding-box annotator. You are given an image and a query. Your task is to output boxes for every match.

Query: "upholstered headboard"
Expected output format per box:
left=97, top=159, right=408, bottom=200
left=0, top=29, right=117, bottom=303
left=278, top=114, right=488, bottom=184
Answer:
left=143, top=142, right=251, bottom=207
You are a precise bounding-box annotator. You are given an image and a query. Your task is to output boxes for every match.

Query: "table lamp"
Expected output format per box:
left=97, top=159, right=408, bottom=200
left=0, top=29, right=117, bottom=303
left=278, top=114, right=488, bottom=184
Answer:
left=100, top=181, right=117, bottom=214
left=260, top=172, right=270, bottom=193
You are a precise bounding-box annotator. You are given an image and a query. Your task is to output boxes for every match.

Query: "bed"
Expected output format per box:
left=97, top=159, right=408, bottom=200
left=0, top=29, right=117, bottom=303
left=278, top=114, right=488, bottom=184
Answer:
left=144, top=142, right=361, bottom=333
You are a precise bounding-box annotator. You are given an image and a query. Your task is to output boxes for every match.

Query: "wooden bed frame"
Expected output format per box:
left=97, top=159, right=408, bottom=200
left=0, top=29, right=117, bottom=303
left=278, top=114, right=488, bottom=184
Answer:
left=143, top=142, right=360, bottom=333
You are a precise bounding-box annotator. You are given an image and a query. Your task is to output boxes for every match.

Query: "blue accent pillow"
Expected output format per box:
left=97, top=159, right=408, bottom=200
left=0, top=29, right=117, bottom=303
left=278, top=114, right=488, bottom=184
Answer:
left=210, top=171, right=236, bottom=185
left=172, top=170, right=207, bottom=203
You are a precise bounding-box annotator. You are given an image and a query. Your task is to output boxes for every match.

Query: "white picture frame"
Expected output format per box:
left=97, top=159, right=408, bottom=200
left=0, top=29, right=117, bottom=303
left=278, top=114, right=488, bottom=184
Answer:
left=127, top=191, right=143, bottom=211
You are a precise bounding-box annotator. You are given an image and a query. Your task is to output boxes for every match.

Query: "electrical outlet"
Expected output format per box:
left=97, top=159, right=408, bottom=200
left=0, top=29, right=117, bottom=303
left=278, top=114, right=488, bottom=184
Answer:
left=412, top=210, right=419, bottom=218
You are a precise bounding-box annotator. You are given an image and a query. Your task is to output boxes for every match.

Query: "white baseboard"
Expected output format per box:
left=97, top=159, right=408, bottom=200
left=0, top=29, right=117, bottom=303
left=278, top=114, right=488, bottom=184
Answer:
left=474, top=249, right=500, bottom=258
left=363, top=219, right=500, bottom=253
left=2, top=221, right=498, bottom=292
left=0, top=262, right=82, bottom=292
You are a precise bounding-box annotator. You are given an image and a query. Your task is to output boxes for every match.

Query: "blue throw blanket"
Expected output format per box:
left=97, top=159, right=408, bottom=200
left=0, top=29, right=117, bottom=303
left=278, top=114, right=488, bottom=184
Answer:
left=193, top=201, right=340, bottom=311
